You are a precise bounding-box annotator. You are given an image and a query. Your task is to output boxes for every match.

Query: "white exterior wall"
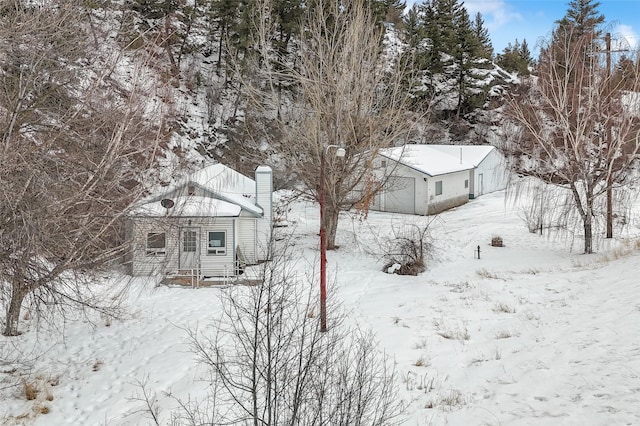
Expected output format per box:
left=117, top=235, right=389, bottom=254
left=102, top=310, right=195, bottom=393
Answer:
left=236, top=215, right=257, bottom=264
left=424, top=170, right=470, bottom=214
left=472, top=150, right=508, bottom=198
left=198, top=218, right=236, bottom=277
left=371, top=160, right=470, bottom=215
left=131, top=217, right=240, bottom=277
left=255, top=166, right=273, bottom=261
left=372, top=163, right=423, bottom=214
left=131, top=218, right=180, bottom=276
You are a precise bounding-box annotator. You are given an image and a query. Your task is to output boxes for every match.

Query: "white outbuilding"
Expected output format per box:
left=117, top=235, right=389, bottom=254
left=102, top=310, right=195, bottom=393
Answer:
left=371, top=144, right=508, bottom=215
left=428, top=144, right=508, bottom=199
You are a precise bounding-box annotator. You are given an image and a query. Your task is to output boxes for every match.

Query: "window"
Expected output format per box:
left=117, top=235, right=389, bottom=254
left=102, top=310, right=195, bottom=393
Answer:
left=146, top=232, right=166, bottom=256
left=182, top=230, right=197, bottom=252
left=381, top=160, right=387, bottom=168
left=435, top=180, right=443, bottom=196
left=208, top=231, right=226, bottom=255
left=464, top=179, right=469, bottom=189
left=188, top=185, right=195, bottom=195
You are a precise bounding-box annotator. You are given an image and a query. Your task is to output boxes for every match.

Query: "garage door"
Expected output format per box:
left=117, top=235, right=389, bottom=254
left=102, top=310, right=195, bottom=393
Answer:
left=386, top=176, right=415, bottom=214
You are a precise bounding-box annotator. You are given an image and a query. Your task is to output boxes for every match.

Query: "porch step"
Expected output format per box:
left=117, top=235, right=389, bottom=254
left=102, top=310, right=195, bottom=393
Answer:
left=161, top=273, right=261, bottom=287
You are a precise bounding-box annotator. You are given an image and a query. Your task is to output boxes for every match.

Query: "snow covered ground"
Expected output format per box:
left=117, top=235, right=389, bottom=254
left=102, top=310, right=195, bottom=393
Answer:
left=2, top=189, right=640, bottom=425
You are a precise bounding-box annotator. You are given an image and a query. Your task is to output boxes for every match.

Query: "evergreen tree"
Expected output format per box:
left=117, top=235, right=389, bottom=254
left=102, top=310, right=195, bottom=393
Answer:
left=271, top=0, right=303, bottom=57
left=432, top=0, right=462, bottom=55
left=366, top=0, right=406, bottom=26
left=556, top=0, right=605, bottom=39
left=403, top=4, right=424, bottom=48
left=381, top=0, right=407, bottom=27
left=542, top=0, right=605, bottom=74
left=208, top=0, right=243, bottom=70
left=612, top=54, right=640, bottom=91
left=496, top=38, right=532, bottom=75
left=401, top=0, right=494, bottom=116
left=451, top=6, right=486, bottom=116
left=472, top=12, right=493, bottom=59
left=131, top=0, right=179, bottom=19
left=519, top=38, right=534, bottom=67
left=421, top=0, right=446, bottom=73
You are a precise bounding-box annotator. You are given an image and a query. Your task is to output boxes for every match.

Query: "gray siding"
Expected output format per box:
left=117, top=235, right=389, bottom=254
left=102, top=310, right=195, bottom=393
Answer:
left=236, top=216, right=257, bottom=264
left=199, top=219, right=236, bottom=277
left=131, top=217, right=240, bottom=277
left=131, top=218, right=179, bottom=276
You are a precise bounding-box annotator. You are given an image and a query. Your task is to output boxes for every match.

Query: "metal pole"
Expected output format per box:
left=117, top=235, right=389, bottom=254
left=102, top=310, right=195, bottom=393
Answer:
left=605, top=32, right=613, bottom=239
left=319, top=150, right=327, bottom=332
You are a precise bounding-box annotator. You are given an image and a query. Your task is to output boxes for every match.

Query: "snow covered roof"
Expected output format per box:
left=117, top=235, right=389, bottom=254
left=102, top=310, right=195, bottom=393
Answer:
left=380, top=145, right=474, bottom=177
left=185, top=164, right=262, bottom=216
left=131, top=196, right=242, bottom=217
left=428, top=145, right=496, bottom=167
left=136, top=163, right=263, bottom=217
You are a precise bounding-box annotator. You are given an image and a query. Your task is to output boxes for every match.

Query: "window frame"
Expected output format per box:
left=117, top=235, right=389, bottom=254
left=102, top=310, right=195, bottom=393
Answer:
left=146, top=232, right=166, bottom=256
left=207, top=231, right=227, bottom=255
left=435, top=180, right=443, bottom=196
left=182, top=230, right=197, bottom=253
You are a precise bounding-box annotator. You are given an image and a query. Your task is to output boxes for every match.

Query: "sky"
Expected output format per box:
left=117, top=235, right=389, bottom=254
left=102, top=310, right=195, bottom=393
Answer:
left=407, top=0, right=640, bottom=57
left=462, top=0, right=640, bottom=56
left=3, top=187, right=640, bottom=425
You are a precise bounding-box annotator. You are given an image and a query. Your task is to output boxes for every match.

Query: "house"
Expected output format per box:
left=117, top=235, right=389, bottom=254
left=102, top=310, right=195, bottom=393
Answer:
left=428, top=144, right=508, bottom=199
left=372, top=145, right=474, bottom=215
left=128, top=164, right=273, bottom=278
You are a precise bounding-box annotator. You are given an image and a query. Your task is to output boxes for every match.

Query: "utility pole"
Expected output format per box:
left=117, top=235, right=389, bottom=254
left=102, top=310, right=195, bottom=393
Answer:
left=602, top=33, right=629, bottom=238
left=606, top=32, right=613, bottom=239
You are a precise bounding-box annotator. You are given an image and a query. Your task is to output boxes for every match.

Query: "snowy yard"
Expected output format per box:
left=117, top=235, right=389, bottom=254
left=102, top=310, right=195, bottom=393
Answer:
left=2, top=190, right=640, bottom=425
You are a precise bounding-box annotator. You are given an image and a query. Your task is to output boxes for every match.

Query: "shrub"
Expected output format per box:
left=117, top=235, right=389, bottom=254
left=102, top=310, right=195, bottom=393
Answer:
left=382, top=221, right=434, bottom=276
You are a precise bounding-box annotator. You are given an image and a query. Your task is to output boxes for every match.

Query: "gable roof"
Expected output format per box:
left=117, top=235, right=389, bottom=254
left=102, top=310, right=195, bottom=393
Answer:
left=427, top=145, right=496, bottom=167
left=131, top=196, right=243, bottom=217
left=184, top=163, right=262, bottom=216
left=132, top=163, right=262, bottom=217
left=380, top=145, right=474, bottom=177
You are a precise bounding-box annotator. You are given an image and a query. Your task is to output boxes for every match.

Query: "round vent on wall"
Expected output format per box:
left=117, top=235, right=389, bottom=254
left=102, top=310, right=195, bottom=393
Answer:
left=161, top=198, right=175, bottom=209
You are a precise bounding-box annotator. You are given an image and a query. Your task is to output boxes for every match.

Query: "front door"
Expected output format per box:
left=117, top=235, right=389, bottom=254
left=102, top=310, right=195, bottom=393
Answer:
left=180, top=228, right=199, bottom=269
left=478, top=173, right=484, bottom=196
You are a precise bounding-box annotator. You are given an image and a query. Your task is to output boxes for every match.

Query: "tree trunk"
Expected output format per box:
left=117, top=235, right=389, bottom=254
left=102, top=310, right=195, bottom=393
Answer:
left=325, top=207, right=340, bottom=250
left=583, top=214, right=593, bottom=254
left=583, top=194, right=594, bottom=254
left=606, top=179, right=613, bottom=238
left=4, top=282, right=27, bottom=336
left=570, top=184, right=593, bottom=255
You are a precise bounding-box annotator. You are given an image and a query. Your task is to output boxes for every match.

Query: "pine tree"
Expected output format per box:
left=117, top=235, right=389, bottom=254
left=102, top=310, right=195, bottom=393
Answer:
left=472, top=12, right=493, bottom=59
left=382, top=0, right=407, bottom=27
left=401, top=0, right=493, bottom=116
left=208, top=0, right=243, bottom=71
left=556, top=0, right=605, bottom=39
left=544, top=0, right=605, bottom=73
left=612, top=54, right=640, bottom=91
left=403, top=4, right=424, bottom=48
left=519, top=38, right=533, bottom=68
left=451, top=6, right=486, bottom=116
left=496, top=38, right=532, bottom=75
left=271, top=0, right=303, bottom=57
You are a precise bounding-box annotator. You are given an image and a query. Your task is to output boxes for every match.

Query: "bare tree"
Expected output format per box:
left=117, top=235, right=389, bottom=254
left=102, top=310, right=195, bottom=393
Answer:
left=170, top=238, right=405, bottom=425
left=244, top=0, right=417, bottom=249
left=0, top=1, right=171, bottom=336
left=503, top=28, right=640, bottom=254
